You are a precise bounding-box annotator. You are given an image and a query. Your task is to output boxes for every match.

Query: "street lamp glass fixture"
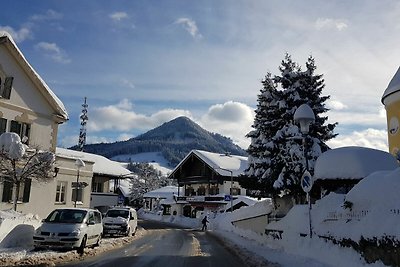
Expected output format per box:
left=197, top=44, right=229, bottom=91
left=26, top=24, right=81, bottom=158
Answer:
left=294, top=103, right=315, bottom=134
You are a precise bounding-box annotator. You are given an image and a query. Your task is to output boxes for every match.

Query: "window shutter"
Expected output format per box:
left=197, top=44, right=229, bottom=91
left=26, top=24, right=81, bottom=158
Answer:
left=2, top=77, right=13, bottom=99
left=0, top=118, right=6, bottom=134
left=2, top=181, right=12, bottom=202
left=23, top=179, right=31, bottom=203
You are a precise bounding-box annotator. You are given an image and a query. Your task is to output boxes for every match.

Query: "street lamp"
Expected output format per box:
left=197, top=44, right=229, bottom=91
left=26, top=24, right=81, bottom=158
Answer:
left=294, top=103, right=315, bottom=238
left=216, top=167, right=233, bottom=212
left=74, top=158, right=85, bottom=208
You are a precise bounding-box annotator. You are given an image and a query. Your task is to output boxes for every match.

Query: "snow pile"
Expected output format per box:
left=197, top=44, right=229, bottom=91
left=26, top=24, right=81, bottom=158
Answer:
left=314, top=146, right=398, bottom=180
left=0, top=210, right=41, bottom=249
left=138, top=209, right=201, bottom=229
left=0, top=132, right=26, bottom=159
left=218, top=198, right=272, bottom=226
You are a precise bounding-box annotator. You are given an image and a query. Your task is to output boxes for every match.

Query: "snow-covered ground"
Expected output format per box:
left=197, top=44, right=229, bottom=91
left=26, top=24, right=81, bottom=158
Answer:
left=1, top=168, right=399, bottom=266
left=138, top=196, right=389, bottom=267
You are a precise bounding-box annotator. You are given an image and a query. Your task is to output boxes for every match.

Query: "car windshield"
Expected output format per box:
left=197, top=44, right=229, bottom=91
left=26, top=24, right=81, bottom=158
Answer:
left=45, top=209, right=87, bottom=223
left=106, top=209, right=129, bottom=218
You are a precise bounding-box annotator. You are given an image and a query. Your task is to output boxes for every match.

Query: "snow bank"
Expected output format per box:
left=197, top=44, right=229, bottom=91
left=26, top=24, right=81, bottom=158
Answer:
left=314, top=146, right=398, bottom=180
left=0, top=210, right=41, bottom=249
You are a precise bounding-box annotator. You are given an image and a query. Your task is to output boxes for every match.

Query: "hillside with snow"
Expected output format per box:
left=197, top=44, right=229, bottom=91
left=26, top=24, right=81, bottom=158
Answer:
left=113, top=152, right=172, bottom=176
left=79, top=116, right=247, bottom=167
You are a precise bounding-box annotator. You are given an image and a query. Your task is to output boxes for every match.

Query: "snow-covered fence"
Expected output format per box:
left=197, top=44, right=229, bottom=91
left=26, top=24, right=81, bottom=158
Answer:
left=326, top=208, right=400, bottom=221
left=326, top=210, right=370, bottom=221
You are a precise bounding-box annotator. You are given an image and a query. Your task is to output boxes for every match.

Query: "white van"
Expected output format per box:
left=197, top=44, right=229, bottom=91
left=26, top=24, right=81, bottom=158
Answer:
left=33, top=208, right=103, bottom=254
left=102, top=207, right=137, bottom=237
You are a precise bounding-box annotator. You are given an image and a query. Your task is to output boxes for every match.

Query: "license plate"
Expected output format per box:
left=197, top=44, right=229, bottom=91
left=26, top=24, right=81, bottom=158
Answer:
left=108, top=230, right=117, bottom=234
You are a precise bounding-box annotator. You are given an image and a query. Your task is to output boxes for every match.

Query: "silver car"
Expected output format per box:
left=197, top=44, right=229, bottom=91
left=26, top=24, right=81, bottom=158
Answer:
left=33, top=208, right=103, bottom=254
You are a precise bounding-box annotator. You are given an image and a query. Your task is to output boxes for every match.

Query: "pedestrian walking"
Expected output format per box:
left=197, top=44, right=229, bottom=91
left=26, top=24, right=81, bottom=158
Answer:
left=201, top=215, right=209, bottom=231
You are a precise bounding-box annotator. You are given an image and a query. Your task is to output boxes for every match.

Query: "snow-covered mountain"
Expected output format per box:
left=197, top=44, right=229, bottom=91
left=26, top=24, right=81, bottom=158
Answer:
left=79, top=116, right=247, bottom=167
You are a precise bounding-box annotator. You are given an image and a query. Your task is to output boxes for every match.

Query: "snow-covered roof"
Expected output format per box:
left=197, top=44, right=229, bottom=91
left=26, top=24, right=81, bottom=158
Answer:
left=172, top=150, right=248, bottom=177
left=56, top=148, right=131, bottom=177
left=229, top=198, right=273, bottom=222
left=0, top=31, right=68, bottom=121
left=314, top=146, right=398, bottom=180
left=382, top=66, right=400, bottom=103
left=143, top=186, right=183, bottom=199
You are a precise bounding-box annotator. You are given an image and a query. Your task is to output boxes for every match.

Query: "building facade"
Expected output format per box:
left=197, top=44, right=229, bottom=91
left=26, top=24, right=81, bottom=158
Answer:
left=168, top=150, right=248, bottom=217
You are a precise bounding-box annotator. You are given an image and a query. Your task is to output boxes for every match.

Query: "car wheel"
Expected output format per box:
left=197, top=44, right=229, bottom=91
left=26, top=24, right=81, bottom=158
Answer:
left=125, top=227, right=131, bottom=237
left=77, top=235, right=87, bottom=255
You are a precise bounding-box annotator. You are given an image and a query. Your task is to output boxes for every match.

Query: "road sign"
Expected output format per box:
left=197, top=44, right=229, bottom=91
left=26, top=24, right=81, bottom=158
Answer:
left=118, top=195, right=124, bottom=204
left=224, top=195, right=232, bottom=201
left=301, top=170, right=313, bottom=193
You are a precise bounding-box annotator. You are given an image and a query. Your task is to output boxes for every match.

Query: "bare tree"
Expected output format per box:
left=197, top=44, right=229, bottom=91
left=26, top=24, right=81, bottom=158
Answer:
left=0, top=132, right=56, bottom=211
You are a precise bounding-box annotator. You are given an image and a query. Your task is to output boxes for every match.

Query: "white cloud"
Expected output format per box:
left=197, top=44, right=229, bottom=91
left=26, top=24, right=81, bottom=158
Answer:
left=327, top=100, right=348, bottom=110
left=200, top=101, right=254, bottom=148
left=35, top=42, right=71, bottom=64
left=121, top=79, right=135, bottom=89
left=30, top=9, right=63, bottom=21
left=109, top=12, right=128, bottom=22
left=327, top=128, right=388, bottom=152
left=315, top=18, right=348, bottom=31
left=117, top=133, right=134, bottom=141
left=174, top=18, right=202, bottom=39
left=88, top=99, right=193, bottom=132
left=0, top=26, right=32, bottom=43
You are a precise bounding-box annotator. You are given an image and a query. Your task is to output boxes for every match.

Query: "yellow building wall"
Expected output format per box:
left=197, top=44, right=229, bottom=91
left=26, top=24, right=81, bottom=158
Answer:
left=385, top=97, right=400, bottom=157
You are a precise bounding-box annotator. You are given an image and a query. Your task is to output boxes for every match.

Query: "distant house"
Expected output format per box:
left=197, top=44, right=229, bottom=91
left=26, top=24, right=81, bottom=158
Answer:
left=313, top=146, right=398, bottom=197
left=168, top=150, right=248, bottom=217
left=55, top=148, right=133, bottom=210
left=142, top=186, right=182, bottom=215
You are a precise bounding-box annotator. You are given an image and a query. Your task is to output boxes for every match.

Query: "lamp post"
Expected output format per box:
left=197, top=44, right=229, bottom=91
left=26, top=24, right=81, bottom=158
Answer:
left=294, top=103, right=315, bottom=238
left=74, top=159, right=85, bottom=208
left=216, top=167, right=233, bottom=212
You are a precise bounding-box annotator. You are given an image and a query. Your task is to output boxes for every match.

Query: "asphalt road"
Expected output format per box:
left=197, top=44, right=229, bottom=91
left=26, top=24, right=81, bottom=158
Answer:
left=60, top=219, right=250, bottom=267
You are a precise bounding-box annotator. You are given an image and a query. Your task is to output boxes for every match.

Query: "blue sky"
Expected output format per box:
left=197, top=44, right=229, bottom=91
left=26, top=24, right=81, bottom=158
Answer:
left=2, top=0, right=399, bottom=151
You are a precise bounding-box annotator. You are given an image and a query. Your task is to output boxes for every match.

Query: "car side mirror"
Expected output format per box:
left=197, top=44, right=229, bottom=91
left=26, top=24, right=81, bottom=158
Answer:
left=87, top=220, right=95, bottom=225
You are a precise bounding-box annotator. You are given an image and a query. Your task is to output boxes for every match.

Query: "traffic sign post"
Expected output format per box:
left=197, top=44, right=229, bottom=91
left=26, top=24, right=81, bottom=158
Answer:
left=301, top=170, right=313, bottom=238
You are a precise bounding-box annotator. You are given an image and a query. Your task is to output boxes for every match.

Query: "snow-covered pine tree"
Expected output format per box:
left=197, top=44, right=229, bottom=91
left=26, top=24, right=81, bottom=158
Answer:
left=244, top=72, right=284, bottom=195
left=128, top=162, right=170, bottom=204
left=244, top=54, right=337, bottom=198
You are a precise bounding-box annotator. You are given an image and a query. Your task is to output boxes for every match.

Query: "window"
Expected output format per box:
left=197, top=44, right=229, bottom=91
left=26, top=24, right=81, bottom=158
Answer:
left=91, top=181, right=104, bottom=193
left=185, top=186, right=195, bottom=196
left=163, top=205, right=171, bottom=215
left=197, top=186, right=206, bottom=196
left=0, top=118, right=6, bottom=134
left=55, top=181, right=67, bottom=203
left=71, top=186, right=84, bottom=204
left=10, top=120, right=30, bottom=144
left=209, top=185, right=219, bottom=195
left=2, top=179, right=31, bottom=203
left=230, top=188, right=241, bottom=196
left=0, top=77, right=13, bottom=99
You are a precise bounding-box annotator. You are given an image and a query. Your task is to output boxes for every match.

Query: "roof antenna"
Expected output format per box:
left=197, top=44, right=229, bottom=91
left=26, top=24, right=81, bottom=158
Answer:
left=78, top=97, right=88, bottom=151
